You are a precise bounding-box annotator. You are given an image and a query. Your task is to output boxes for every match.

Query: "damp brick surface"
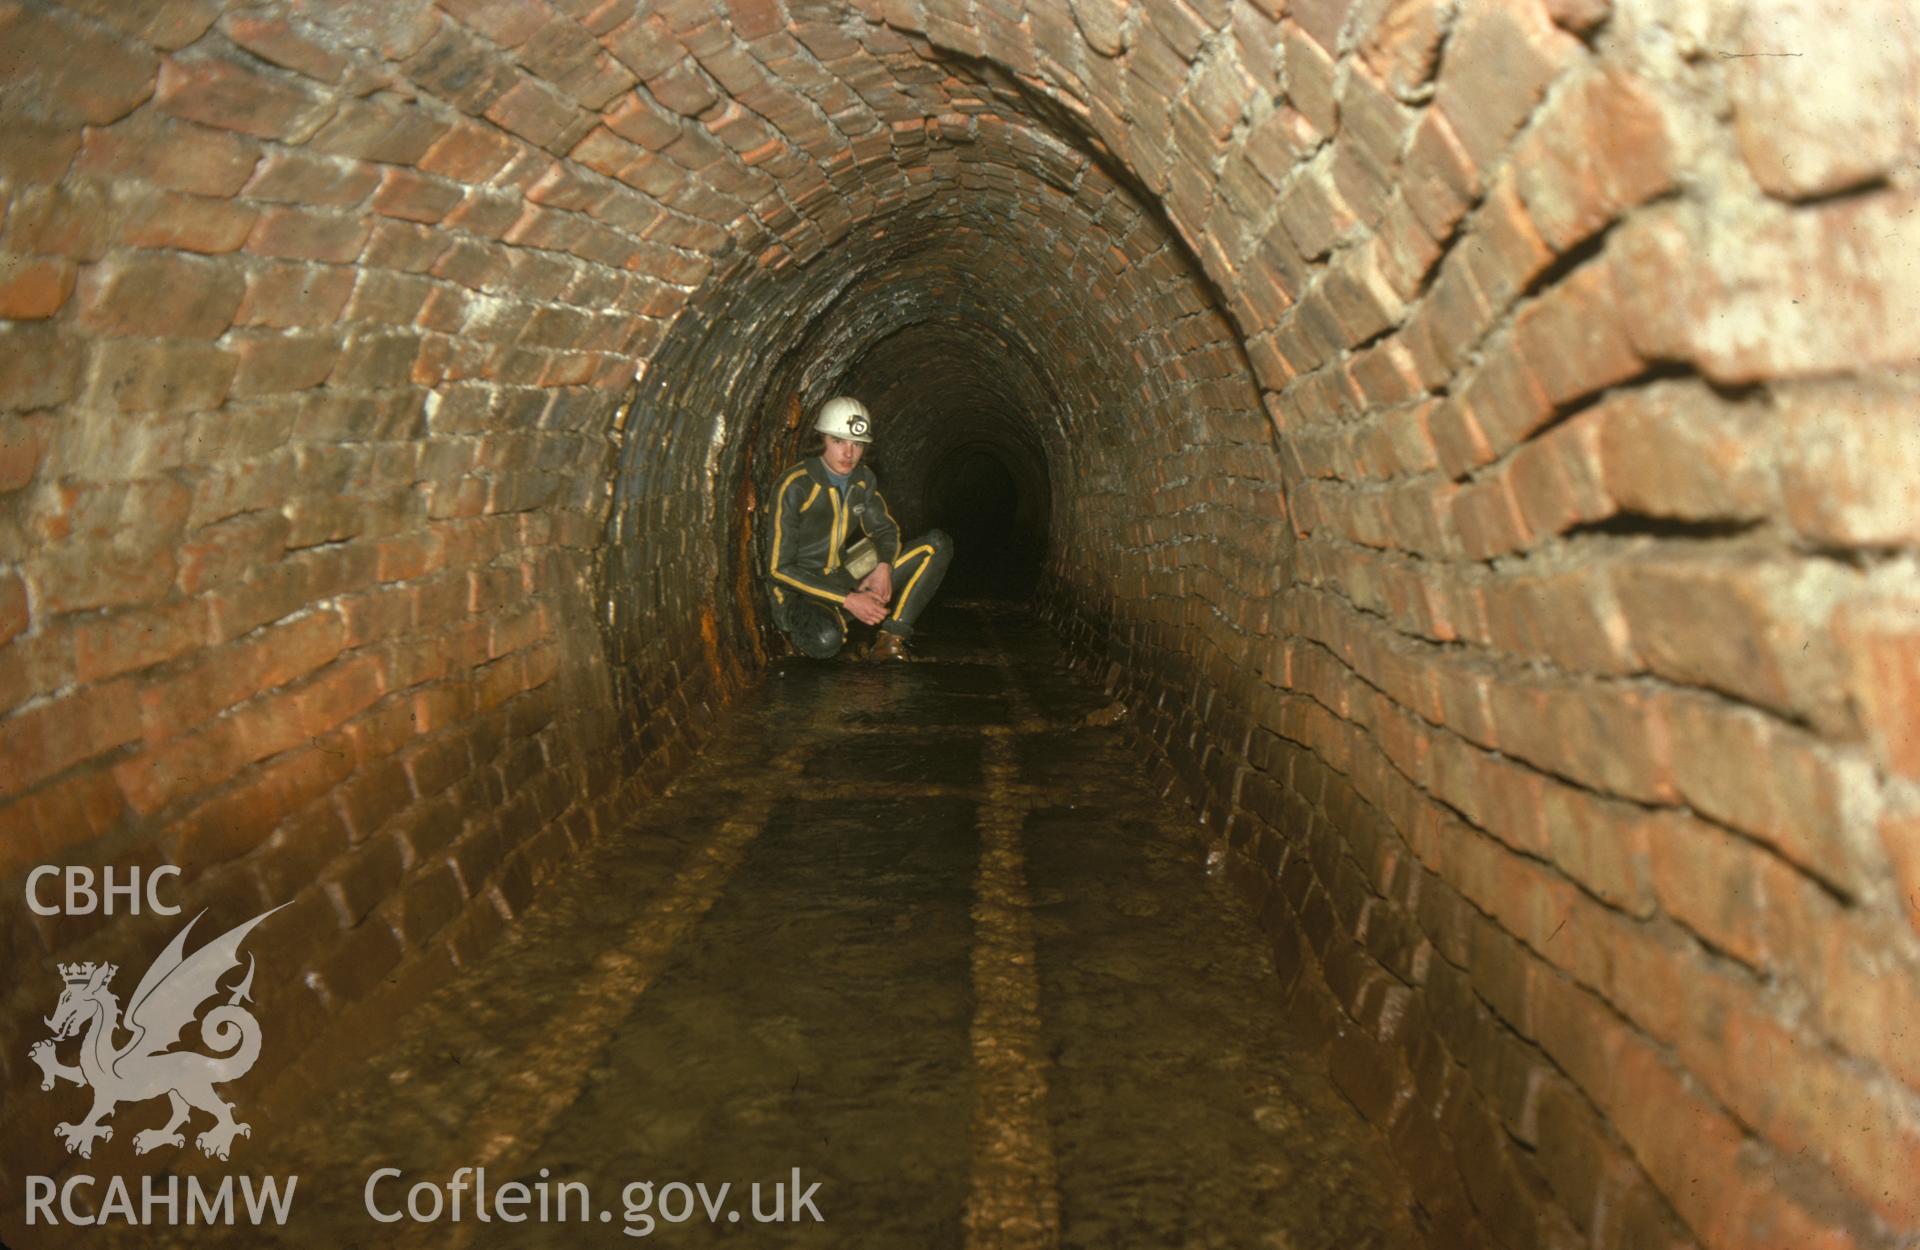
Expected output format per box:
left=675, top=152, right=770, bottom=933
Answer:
left=1, top=1, right=1917, bottom=1246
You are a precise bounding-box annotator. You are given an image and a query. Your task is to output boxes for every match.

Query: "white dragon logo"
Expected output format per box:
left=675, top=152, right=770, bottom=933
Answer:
left=29, top=906, right=281, bottom=1161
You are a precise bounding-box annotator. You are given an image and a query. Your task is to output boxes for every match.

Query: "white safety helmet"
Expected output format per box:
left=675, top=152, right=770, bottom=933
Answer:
left=814, top=396, right=873, bottom=443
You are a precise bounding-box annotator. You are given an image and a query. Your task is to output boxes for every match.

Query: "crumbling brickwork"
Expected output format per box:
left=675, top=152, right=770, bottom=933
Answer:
left=1045, top=2, right=1920, bottom=1246
left=1, top=0, right=1915, bottom=1244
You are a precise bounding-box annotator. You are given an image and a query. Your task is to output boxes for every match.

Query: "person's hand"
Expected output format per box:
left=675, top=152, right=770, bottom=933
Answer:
left=845, top=590, right=888, bottom=626
left=860, top=563, right=893, bottom=605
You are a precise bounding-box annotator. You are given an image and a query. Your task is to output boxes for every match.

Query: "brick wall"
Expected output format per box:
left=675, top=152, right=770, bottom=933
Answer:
left=1032, top=1, right=1920, bottom=1247
left=3, top=0, right=1917, bottom=1244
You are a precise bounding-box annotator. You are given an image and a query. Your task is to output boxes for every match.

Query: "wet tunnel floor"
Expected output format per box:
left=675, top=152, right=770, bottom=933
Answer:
left=188, top=604, right=1420, bottom=1249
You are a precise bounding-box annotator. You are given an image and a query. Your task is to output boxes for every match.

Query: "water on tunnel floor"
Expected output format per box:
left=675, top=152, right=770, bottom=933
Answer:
left=128, top=604, right=1419, bottom=1250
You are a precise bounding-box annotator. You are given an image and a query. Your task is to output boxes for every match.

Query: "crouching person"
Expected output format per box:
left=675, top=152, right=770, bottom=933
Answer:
left=766, top=396, right=952, bottom=661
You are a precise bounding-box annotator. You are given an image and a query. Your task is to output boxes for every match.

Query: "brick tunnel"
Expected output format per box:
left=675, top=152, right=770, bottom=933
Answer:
left=3, top=0, right=1919, bottom=1246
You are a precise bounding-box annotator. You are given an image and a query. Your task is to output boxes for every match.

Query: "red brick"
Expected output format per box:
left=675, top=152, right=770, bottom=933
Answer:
left=1418, top=249, right=1497, bottom=374
left=88, top=340, right=238, bottom=412
left=1543, top=0, right=1609, bottom=32
left=248, top=206, right=374, bottom=263
left=217, top=11, right=349, bottom=84
left=1727, top=0, right=1916, bottom=200
left=1601, top=1037, right=1740, bottom=1247
left=519, top=19, right=637, bottom=110
left=242, top=149, right=381, bottom=206
left=1595, top=383, right=1778, bottom=524
left=172, top=744, right=353, bottom=868
left=56, top=0, right=221, bottom=50
left=1559, top=66, right=1666, bottom=249
left=1884, top=809, right=1920, bottom=942
left=284, top=0, right=435, bottom=57
left=0, top=117, right=82, bottom=184
left=0, top=3, right=160, bottom=126
left=116, top=190, right=259, bottom=255
left=1799, top=916, right=1920, bottom=1104
left=308, top=99, right=452, bottom=165
left=1777, top=382, right=1920, bottom=547
left=1433, top=0, right=1575, bottom=176
left=426, top=239, right=505, bottom=292
left=0, top=770, right=125, bottom=878
left=524, top=160, right=613, bottom=212
left=0, top=681, right=143, bottom=796
left=371, top=168, right=464, bottom=224
left=438, top=0, right=553, bottom=47
left=235, top=261, right=358, bottom=328
left=295, top=654, right=388, bottom=739
left=1426, top=397, right=1491, bottom=480
left=39, top=478, right=191, bottom=545
left=1450, top=475, right=1531, bottom=562
left=72, top=600, right=210, bottom=683
left=1283, top=22, right=1337, bottom=135
left=1640, top=810, right=1774, bottom=969
left=0, top=256, right=77, bottom=319
left=443, top=191, right=525, bottom=240
left=1359, top=0, right=1448, bottom=99
left=1833, top=595, right=1920, bottom=780
left=1506, top=411, right=1614, bottom=543
left=538, top=352, right=597, bottom=387
left=364, top=220, right=457, bottom=274
left=1319, top=246, right=1403, bottom=346
left=1344, top=339, right=1423, bottom=410
left=0, top=627, right=67, bottom=722
left=1455, top=345, right=1552, bottom=466
left=1616, top=555, right=1849, bottom=732
left=375, top=530, right=447, bottom=583
left=344, top=271, right=434, bottom=326
left=230, top=331, right=341, bottom=398
left=1494, top=678, right=1673, bottom=805
left=1514, top=260, right=1643, bottom=407
left=419, top=119, right=523, bottom=182
left=203, top=553, right=334, bottom=643
left=0, top=573, right=26, bottom=647
left=1463, top=174, right=1553, bottom=312
left=1, top=182, right=113, bottom=260
left=74, top=114, right=260, bottom=197
left=33, top=542, right=176, bottom=614
left=178, top=511, right=294, bottom=595
left=1188, top=46, right=1257, bottom=140
left=1615, top=191, right=1920, bottom=384
left=190, top=449, right=299, bottom=528
left=402, top=15, right=517, bottom=110
left=142, top=610, right=348, bottom=743
left=1515, top=66, right=1675, bottom=254
left=416, top=285, right=472, bottom=333
left=600, top=10, right=684, bottom=80
left=484, top=76, right=589, bottom=151
left=1481, top=564, right=1634, bottom=675
left=337, top=586, right=412, bottom=651
left=332, top=329, right=422, bottom=388
left=1691, top=971, right=1920, bottom=1230
left=154, top=52, right=336, bottom=141
left=1660, top=691, right=1867, bottom=896
left=73, top=252, right=245, bottom=339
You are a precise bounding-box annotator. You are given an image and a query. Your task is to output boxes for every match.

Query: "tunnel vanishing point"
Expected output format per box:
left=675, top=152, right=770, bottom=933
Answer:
left=1, top=0, right=1919, bottom=1246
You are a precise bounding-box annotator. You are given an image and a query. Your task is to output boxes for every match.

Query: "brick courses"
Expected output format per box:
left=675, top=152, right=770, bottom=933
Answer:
left=2, top=1, right=1917, bottom=1245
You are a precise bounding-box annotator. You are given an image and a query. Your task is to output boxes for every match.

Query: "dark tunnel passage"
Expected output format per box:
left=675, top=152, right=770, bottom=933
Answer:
left=920, top=441, right=1044, bottom=598
left=3, top=2, right=1919, bottom=1248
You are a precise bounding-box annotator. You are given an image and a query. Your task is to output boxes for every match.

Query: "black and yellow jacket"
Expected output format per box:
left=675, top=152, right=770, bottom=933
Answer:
left=766, top=457, right=902, bottom=609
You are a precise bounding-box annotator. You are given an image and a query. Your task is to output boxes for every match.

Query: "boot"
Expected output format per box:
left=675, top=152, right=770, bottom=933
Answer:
left=868, top=630, right=911, bottom=662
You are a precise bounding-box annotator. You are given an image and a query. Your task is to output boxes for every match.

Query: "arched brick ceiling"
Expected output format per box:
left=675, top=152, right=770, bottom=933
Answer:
left=4, top=3, right=1919, bottom=1247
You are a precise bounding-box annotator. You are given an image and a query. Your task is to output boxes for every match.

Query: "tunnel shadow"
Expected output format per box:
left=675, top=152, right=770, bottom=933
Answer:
left=922, top=441, right=1047, bottom=601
